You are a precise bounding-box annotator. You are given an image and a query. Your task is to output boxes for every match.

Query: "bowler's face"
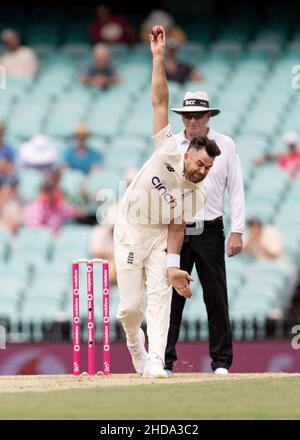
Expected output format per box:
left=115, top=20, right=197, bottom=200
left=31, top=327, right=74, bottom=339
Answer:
left=183, top=148, right=215, bottom=183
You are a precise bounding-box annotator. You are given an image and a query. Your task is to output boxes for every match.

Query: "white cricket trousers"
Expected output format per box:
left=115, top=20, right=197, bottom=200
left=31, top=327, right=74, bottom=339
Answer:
left=114, top=221, right=172, bottom=364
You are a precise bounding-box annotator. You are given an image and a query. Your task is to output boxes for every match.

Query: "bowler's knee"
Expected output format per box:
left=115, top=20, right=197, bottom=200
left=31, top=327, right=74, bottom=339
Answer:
left=117, top=304, right=143, bottom=321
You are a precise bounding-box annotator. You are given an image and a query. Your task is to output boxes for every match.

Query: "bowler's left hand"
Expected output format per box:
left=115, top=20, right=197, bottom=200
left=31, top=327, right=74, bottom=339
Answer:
left=167, top=268, right=193, bottom=298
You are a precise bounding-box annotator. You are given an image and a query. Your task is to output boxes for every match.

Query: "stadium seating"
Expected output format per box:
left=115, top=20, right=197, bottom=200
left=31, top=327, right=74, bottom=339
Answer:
left=1, top=6, right=300, bottom=340
left=17, top=169, right=43, bottom=202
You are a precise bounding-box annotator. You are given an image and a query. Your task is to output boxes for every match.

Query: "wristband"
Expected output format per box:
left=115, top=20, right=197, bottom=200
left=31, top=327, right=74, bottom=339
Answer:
left=166, top=253, right=180, bottom=268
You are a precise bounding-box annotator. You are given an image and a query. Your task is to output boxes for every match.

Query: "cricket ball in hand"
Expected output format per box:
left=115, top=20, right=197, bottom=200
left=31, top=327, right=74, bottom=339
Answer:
left=152, top=26, right=163, bottom=37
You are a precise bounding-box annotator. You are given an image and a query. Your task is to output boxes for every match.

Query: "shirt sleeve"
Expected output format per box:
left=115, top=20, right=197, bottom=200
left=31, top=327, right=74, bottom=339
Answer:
left=226, top=139, right=245, bottom=234
left=23, top=201, right=45, bottom=227
left=60, top=202, right=77, bottom=219
left=24, top=48, right=39, bottom=77
left=63, top=147, right=71, bottom=164
left=153, top=124, right=179, bottom=155
left=85, top=64, right=95, bottom=76
left=4, top=146, right=15, bottom=162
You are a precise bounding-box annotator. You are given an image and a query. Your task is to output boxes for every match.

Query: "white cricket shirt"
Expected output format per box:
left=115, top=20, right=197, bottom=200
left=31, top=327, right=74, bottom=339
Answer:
left=119, top=125, right=207, bottom=227
left=175, top=128, right=245, bottom=233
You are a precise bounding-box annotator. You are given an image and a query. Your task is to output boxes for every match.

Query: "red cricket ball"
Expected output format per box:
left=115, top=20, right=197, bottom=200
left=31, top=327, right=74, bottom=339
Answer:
left=152, top=26, right=163, bottom=37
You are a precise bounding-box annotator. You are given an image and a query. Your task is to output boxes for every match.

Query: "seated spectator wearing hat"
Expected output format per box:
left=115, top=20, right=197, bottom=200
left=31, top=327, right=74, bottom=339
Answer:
left=64, top=124, right=102, bottom=175
left=253, top=131, right=300, bottom=180
left=89, top=4, right=135, bottom=46
left=0, top=121, right=16, bottom=178
left=140, top=10, right=187, bottom=44
left=0, top=174, right=23, bottom=234
left=19, top=134, right=58, bottom=172
left=23, top=175, right=87, bottom=234
left=243, top=217, right=287, bottom=262
left=165, top=39, right=204, bottom=85
left=82, top=43, right=120, bottom=90
left=0, top=29, right=38, bottom=79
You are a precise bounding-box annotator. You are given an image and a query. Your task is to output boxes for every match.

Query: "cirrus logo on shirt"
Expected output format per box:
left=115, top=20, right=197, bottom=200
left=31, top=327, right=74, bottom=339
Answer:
left=151, top=176, right=177, bottom=208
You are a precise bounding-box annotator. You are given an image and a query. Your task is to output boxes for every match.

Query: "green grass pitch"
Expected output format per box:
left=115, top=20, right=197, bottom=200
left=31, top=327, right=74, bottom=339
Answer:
left=0, top=373, right=299, bottom=420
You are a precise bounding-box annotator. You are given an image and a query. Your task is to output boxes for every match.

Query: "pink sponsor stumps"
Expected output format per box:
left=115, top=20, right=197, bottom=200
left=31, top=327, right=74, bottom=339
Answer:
left=86, top=261, right=95, bottom=375
left=102, top=261, right=110, bottom=375
left=72, top=262, right=80, bottom=376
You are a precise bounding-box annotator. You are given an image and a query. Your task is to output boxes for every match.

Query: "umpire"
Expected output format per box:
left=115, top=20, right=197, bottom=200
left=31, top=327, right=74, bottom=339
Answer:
left=165, top=91, right=245, bottom=374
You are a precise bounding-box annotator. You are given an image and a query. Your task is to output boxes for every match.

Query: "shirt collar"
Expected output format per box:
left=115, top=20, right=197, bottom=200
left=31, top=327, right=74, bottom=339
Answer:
left=177, top=127, right=215, bottom=145
left=177, top=129, right=188, bottom=146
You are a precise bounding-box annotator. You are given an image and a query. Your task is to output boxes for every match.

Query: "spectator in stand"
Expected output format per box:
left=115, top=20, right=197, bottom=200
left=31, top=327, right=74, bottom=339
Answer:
left=23, top=174, right=86, bottom=234
left=82, top=43, right=120, bottom=90
left=89, top=4, right=135, bottom=46
left=0, top=174, right=23, bottom=234
left=64, top=123, right=102, bottom=175
left=140, top=10, right=187, bottom=44
left=243, top=217, right=286, bottom=262
left=253, top=131, right=300, bottom=180
left=0, top=121, right=16, bottom=177
left=19, top=134, right=58, bottom=172
left=165, top=39, right=204, bottom=85
left=0, top=29, right=38, bottom=79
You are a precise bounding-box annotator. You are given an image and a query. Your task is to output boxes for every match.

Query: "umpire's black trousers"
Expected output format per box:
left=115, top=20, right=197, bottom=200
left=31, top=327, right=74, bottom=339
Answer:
left=165, top=217, right=233, bottom=371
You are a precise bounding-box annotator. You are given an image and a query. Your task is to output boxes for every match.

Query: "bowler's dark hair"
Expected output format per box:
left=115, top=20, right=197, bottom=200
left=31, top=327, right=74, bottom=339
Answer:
left=187, top=136, right=221, bottom=158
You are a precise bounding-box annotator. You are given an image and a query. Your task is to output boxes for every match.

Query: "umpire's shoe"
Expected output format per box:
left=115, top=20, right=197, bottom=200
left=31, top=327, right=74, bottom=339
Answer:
left=214, top=367, right=229, bottom=375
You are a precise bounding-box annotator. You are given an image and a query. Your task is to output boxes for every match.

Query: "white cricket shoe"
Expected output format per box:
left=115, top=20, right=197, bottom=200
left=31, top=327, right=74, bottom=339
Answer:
left=127, top=328, right=147, bottom=375
left=143, top=356, right=169, bottom=379
left=214, top=367, right=229, bottom=375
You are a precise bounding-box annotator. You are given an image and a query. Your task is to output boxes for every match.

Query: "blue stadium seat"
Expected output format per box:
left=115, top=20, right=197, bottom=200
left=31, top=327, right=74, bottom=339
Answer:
left=18, top=169, right=43, bottom=202
left=21, top=298, right=63, bottom=323
left=60, top=169, right=85, bottom=201
left=0, top=230, right=11, bottom=262
left=85, top=169, right=123, bottom=197
left=14, top=227, right=53, bottom=251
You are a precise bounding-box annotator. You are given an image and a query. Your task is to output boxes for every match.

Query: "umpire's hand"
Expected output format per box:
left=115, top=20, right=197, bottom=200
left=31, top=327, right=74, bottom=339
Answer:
left=227, top=232, right=243, bottom=257
left=167, top=268, right=193, bottom=298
